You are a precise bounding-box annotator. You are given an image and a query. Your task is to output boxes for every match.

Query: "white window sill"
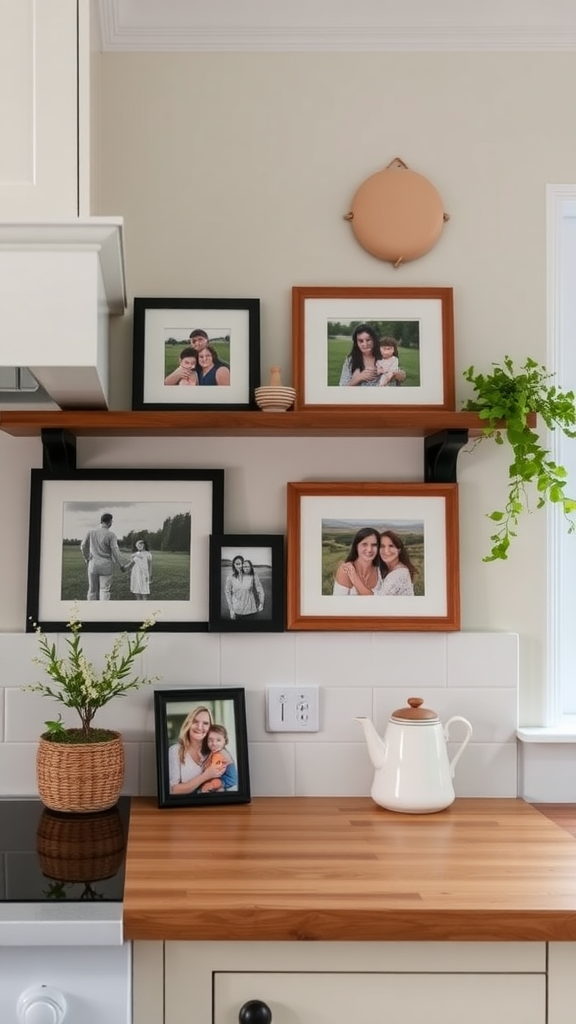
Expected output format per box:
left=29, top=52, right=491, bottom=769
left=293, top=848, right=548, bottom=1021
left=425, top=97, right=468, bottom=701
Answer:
left=517, top=723, right=576, bottom=743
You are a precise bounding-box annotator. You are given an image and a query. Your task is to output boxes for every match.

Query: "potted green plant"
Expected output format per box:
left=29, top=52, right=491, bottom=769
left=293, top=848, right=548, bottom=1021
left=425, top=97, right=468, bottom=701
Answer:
left=463, top=356, right=576, bottom=561
left=28, top=607, right=158, bottom=813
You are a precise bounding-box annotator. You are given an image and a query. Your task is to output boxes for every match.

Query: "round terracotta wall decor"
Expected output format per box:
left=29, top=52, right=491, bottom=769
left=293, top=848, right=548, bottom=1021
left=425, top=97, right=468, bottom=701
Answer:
left=344, top=157, right=450, bottom=267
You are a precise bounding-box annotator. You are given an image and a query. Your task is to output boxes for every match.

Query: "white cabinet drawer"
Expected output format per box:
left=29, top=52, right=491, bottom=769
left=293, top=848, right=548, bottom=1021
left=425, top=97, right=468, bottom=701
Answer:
left=213, top=972, right=545, bottom=1024
left=136, top=941, right=548, bottom=1024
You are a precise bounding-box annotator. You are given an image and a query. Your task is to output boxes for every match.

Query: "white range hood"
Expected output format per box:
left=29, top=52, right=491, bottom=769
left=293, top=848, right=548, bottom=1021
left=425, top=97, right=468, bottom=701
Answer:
left=0, top=218, right=126, bottom=409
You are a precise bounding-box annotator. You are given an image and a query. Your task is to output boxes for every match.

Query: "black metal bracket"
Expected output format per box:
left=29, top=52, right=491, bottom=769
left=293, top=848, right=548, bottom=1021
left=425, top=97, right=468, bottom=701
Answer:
left=424, top=429, right=469, bottom=483
left=41, top=428, right=77, bottom=472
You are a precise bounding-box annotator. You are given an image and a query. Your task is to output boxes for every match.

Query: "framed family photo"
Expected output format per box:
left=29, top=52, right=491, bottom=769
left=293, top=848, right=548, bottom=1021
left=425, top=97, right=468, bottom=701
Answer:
left=292, top=286, right=455, bottom=411
left=209, top=534, right=285, bottom=632
left=132, top=297, right=261, bottom=411
left=154, top=687, right=251, bottom=807
left=286, top=481, right=460, bottom=632
left=26, top=468, right=224, bottom=632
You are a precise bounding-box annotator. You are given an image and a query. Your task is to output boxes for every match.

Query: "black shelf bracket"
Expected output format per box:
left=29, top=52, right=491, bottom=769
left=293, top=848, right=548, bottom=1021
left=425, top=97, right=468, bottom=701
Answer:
left=424, top=429, right=469, bottom=483
left=41, top=428, right=78, bottom=472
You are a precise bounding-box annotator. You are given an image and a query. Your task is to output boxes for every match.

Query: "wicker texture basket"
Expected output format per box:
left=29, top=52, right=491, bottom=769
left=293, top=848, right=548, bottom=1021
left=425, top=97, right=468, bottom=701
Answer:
left=36, top=731, right=125, bottom=814
left=36, top=805, right=126, bottom=881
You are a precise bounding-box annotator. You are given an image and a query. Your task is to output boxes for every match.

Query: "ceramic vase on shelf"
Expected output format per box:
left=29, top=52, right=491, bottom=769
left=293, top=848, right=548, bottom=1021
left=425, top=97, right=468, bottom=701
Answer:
left=254, top=366, right=296, bottom=412
left=36, top=730, right=125, bottom=814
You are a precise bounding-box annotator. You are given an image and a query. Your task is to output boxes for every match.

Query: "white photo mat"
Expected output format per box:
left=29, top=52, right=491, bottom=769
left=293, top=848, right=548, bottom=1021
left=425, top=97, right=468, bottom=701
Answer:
left=304, top=297, right=444, bottom=406
left=142, top=306, right=250, bottom=406
left=31, top=476, right=219, bottom=627
left=300, top=494, right=447, bottom=617
left=286, top=481, right=460, bottom=632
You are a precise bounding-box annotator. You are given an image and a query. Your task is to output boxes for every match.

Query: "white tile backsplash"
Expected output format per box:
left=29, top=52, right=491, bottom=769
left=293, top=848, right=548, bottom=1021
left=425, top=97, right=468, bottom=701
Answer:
left=295, top=632, right=382, bottom=687
left=371, top=632, right=448, bottom=688
left=145, top=631, right=221, bottom=687
left=0, top=630, right=519, bottom=798
left=221, top=632, right=297, bottom=687
left=0, top=743, right=37, bottom=795
left=450, top=743, right=519, bottom=798
left=447, top=632, right=519, bottom=688
left=295, top=743, right=373, bottom=797
left=249, top=742, right=295, bottom=796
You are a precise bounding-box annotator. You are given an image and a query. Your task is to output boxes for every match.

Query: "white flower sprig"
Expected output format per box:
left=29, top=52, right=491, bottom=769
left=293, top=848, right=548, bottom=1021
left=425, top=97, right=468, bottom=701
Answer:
left=28, top=605, right=159, bottom=737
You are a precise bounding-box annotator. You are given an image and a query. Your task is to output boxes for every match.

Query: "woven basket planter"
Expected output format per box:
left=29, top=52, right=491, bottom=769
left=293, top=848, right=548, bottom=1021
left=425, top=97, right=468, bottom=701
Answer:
left=36, top=730, right=125, bottom=814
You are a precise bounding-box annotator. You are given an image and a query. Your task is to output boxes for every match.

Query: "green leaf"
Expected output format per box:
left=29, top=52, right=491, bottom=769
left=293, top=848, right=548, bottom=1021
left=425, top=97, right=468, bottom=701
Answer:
left=462, top=355, right=576, bottom=560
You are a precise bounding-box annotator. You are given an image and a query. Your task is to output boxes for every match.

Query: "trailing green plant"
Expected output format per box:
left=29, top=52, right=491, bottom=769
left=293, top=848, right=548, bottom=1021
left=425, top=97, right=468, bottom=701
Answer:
left=26, top=606, right=159, bottom=741
left=462, top=356, right=576, bottom=561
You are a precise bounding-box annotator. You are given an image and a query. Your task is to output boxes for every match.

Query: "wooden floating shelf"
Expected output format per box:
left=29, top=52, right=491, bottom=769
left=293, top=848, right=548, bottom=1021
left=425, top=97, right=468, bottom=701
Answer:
left=0, top=408, right=526, bottom=439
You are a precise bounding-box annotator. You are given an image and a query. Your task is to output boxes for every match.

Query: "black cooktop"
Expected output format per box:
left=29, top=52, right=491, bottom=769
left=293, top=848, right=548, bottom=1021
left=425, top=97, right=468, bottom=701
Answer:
left=0, top=797, right=130, bottom=902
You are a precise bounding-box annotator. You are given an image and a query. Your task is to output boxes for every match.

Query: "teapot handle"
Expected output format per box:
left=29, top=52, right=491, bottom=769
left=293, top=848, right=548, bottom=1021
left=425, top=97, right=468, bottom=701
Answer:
left=444, top=716, right=473, bottom=777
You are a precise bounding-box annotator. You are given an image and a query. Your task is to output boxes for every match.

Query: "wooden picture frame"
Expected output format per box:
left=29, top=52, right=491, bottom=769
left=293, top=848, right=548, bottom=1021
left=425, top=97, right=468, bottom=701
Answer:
left=26, top=468, right=224, bottom=632
left=132, top=297, right=260, bottom=411
left=209, top=534, right=285, bottom=632
left=286, top=481, right=460, bottom=631
left=292, top=286, right=455, bottom=411
left=154, top=687, right=251, bottom=807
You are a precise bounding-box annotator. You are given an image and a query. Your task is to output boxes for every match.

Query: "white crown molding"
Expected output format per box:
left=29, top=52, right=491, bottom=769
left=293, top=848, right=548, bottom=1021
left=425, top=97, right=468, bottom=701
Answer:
left=96, top=0, right=576, bottom=52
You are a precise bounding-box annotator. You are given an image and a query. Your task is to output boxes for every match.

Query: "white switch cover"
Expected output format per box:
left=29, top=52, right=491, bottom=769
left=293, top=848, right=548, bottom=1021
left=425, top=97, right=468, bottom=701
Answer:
left=266, top=685, right=320, bottom=732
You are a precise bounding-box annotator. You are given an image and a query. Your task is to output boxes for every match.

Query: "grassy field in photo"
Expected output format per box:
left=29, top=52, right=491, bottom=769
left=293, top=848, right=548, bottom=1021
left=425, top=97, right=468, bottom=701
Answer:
left=61, top=545, right=191, bottom=601
left=322, top=527, right=425, bottom=597
left=327, top=338, right=421, bottom=387
left=164, top=340, right=231, bottom=375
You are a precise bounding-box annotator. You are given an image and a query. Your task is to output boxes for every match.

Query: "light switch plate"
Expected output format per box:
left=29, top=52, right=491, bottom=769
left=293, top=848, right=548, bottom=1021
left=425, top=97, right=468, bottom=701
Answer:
left=266, top=685, right=320, bottom=732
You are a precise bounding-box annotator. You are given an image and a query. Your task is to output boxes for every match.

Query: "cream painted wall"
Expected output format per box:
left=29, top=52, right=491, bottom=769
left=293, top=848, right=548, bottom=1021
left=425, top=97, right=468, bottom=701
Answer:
left=2, top=52, right=575, bottom=731
left=96, top=50, right=576, bottom=725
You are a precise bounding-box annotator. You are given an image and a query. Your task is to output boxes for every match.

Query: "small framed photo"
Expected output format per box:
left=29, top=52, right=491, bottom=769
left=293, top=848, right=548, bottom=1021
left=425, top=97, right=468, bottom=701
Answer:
left=154, top=687, right=251, bottom=807
left=292, top=286, right=455, bottom=411
left=26, top=468, right=224, bottom=632
left=286, top=481, right=460, bottom=632
left=209, top=534, right=285, bottom=632
left=132, top=297, right=261, bottom=411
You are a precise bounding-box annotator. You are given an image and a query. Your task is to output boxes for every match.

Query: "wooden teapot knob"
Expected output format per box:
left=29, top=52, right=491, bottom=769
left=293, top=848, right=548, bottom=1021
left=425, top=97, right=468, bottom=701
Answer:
left=407, top=698, right=424, bottom=708
left=239, top=1001, right=272, bottom=1024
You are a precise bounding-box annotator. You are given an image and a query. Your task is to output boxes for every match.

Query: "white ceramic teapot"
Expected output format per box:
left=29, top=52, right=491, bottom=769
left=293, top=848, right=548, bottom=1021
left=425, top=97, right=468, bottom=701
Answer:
left=355, top=697, right=473, bottom=814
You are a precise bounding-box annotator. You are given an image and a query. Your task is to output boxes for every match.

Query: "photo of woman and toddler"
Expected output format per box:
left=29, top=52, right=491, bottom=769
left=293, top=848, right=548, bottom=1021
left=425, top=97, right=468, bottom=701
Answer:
left=168, top=704, right=238, bottom=795
left=330, top=525, right=421, bottom=597
left=328, top=321, right=420, bottom=389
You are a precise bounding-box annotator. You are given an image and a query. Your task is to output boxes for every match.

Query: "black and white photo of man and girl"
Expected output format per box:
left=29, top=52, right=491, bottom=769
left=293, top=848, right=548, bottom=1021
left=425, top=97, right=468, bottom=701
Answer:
left=62, top=500, right=192, bottom=602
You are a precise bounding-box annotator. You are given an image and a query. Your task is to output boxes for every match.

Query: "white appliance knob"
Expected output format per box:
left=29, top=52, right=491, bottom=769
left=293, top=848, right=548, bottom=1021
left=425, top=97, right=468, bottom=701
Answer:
left=17, top=985, right=67, bottom=1024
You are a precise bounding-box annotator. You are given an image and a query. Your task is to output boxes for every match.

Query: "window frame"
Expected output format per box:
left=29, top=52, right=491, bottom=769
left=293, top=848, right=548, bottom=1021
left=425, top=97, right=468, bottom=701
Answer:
left=546, top=184, right=576, bottom=726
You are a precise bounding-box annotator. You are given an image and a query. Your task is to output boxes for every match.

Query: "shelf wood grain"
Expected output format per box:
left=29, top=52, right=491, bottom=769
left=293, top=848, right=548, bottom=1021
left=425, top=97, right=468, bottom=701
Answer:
left=123, top=796, right=576, bottom=943
left=0, top=409, right=521, bottom=438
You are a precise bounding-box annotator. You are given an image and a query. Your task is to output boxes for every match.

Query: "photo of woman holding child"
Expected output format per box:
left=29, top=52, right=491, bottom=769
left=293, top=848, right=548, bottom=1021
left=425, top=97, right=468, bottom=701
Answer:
left=155, top=688, right=250, bottom=807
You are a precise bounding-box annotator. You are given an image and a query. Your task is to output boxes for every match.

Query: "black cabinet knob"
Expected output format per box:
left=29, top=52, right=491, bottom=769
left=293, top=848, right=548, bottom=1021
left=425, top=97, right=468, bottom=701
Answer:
left=239, top=1000, right=272, bottom=1024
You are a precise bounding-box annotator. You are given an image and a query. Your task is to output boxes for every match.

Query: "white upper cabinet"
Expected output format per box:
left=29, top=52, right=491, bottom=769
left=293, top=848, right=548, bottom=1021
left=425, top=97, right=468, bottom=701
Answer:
left=0, top=0, right=89, bottom=219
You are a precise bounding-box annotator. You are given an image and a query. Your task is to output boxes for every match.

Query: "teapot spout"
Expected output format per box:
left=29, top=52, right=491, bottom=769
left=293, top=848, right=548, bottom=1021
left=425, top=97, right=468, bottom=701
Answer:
left=354, top=716, right=386, bottom=770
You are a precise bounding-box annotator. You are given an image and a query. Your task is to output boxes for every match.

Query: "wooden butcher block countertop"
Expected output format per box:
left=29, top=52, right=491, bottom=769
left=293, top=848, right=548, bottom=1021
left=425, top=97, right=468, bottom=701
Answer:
left=123, top=797, right=576, bottom=943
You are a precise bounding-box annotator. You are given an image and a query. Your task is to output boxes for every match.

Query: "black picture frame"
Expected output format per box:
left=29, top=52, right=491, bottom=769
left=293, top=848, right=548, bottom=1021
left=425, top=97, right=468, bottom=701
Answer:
left=132, top=296, right=261, bottom=411
left=209, top=534, right=285, bottom=632
left=154, top=687, right=251, bottom=807
left=26, top=468, right=224, bottom=633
